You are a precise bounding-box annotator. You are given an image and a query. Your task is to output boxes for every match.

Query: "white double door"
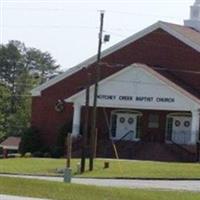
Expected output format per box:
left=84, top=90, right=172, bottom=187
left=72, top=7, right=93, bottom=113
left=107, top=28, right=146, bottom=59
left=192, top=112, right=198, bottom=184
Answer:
left=115, top=113, right=137, bottom=141
left=172, top=116, right=192, bottom=144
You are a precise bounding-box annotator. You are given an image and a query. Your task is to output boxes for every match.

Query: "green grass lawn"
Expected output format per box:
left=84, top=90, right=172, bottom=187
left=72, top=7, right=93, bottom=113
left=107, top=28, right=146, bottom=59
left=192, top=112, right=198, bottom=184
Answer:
left=0, top=176, right=200, bottom=200
left=0, top=158, right=200, bottom=179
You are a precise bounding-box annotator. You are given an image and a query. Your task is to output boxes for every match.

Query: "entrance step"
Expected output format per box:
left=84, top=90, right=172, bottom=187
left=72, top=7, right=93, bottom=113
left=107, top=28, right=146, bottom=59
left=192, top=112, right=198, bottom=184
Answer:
left=132, top=142, right=178, bottom=161
left=96, top=140, right=197, bottom=162
left=70, top=138, right=197, bottom=162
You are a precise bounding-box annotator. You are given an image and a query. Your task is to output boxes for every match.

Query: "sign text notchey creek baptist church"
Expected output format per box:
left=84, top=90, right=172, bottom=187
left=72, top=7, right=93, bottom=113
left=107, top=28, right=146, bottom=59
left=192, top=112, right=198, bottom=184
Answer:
left=97, top=95, right=175, bottom=104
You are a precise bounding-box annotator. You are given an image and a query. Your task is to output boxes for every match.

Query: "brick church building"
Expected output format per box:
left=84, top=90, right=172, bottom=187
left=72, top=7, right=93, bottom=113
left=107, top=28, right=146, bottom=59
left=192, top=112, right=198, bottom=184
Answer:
left=31, top=0, right=200, bottom=161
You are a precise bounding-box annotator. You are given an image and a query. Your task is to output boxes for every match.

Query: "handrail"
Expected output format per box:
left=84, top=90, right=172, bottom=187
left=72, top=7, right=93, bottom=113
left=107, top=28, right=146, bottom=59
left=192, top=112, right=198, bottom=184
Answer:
left=114, top=130, right=133, bottom=144
left=170, top=139, right=195, bottom=156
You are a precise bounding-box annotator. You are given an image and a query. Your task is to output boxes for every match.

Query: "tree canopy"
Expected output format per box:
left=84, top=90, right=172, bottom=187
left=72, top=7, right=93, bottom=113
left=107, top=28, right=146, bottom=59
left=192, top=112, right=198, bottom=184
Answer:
left=0, top=40, right=61, bottom=138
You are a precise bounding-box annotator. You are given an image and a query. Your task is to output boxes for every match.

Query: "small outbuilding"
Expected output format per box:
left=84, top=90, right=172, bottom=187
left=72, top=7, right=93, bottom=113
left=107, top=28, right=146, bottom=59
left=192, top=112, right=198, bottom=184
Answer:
left=0, top=137, right=21, bottom=158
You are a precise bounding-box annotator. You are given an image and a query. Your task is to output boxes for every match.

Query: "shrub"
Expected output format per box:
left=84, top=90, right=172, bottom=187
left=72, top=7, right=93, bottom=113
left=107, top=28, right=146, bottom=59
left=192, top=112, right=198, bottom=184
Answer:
left=19, top=127, right=42, bottom=155
left=40, top=146, right=50, bottom=154
left=53, top=120, right=73, bottom=158
left=32, top=151, right=43, bottom=158
left=50, top=146, right=64, bottom=158
left=0, top=147, right=2, bottom=155
left=57, top=120, right=72, bottom=148
left=43, top=152, right=51, bottom=158
left=15, top=154, right=21, bottom=158
left=24, top=152, right=32, bottom=158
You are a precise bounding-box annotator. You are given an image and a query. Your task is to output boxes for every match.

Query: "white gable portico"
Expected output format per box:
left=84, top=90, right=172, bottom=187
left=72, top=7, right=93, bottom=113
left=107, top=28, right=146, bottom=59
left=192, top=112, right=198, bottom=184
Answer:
left=66, top=64, right=200, bottom=145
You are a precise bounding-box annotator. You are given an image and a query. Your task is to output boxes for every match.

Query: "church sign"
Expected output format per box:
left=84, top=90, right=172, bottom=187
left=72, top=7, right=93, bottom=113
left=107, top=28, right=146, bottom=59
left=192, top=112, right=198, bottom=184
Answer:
left=97, top=95, right=175, bottom=104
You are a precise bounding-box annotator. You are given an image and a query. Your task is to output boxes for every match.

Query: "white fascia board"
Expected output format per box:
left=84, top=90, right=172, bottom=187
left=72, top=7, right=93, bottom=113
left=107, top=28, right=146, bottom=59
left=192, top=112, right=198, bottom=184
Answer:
left=65, top=63, right=200, bottom=106
left=32, top=21, right=200, bottom=97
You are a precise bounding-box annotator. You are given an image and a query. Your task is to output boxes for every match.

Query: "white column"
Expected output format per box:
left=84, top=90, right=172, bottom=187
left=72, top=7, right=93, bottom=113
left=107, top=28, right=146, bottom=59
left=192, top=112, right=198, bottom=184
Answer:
left=191, top=110, right=200, bottom=144
left=72, top=103, right=81, bottom=137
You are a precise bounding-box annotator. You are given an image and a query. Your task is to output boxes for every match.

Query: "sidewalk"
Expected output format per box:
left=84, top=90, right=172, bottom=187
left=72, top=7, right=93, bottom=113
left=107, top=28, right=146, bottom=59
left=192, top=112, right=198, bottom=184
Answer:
left=0, top=194, right=49, bottom=200
left=1, top=174, right=200, bottom=192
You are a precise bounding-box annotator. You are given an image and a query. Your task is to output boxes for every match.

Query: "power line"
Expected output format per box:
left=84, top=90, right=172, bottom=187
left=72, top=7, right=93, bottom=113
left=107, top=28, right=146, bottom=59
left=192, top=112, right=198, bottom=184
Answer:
left=2, top=24, right=99, bottom=30
left=107, top=10, right=182, bottom=20
left=1, top=62, right=200, bottom=91
left=0, top=95, right=32, bottom=97
left=107, top=79, right=200, bottom=88
left=2, top=0, right=189, bottom=3
left=0, top=124, right=30, bottom=129
left=103, top=38, right=200, bottom=54
left=2, top=7, right=184, bottom=20
left=2, top=23, right=197, bottom=47
left=103, top=63, right=200, bottom=74
left=104, top=30, right=126, bottom=38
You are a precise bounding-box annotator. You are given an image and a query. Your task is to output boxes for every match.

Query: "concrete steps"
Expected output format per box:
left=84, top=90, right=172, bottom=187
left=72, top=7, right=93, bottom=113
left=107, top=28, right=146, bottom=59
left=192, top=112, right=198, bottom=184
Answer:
left=70, top=137, right=197, bottom=162
left=96, top=140, right=197, bottom=162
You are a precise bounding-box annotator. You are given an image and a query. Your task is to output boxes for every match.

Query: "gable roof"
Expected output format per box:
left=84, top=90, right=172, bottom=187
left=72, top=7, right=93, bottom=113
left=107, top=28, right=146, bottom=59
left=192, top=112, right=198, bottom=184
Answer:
left=31, top=21, right=200, bottom=97
left=0, top=137, right=21, bottom=150
left=65, top=63, right=200, bottom=107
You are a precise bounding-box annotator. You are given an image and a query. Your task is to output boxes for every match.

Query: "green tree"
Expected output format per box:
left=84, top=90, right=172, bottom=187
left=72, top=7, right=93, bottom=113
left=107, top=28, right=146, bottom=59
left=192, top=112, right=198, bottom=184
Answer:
left=0, top=84, right=11, bottom=139
left=19, top=127, right=41, bottom=155
left=0, top=41, right=23, bottom=114
left=25, top=48, right=60, bottom=84
left=0, top=40, right=61, bottom=137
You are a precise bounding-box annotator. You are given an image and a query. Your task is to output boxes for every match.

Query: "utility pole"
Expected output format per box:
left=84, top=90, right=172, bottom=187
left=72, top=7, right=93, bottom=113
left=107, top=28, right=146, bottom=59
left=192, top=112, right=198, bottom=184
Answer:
left=89, top=10, right=105, bottom=171
left=66, top=133, right=72, bottom=168
left=80, top=72, right=90, bottom=173
left=196, top=109, right=200, bottom=162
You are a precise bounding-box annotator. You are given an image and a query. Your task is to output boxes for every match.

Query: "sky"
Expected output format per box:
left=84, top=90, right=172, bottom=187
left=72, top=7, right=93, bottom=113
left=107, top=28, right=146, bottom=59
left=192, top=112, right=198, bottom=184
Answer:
left=0, top=0, right=195, bottom=70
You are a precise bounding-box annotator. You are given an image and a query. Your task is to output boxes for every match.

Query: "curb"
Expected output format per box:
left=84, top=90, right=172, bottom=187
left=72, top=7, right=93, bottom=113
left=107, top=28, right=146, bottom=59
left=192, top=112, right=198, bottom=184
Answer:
left=0, top=172, right=62, bottom=178
left=1, top=172, right=200, bottom=181
left=75, top=176, right=200, bottom=181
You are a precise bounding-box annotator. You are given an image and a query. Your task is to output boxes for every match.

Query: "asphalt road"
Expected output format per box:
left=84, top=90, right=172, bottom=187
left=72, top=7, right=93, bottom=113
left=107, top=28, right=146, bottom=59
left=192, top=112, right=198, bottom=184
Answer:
left=1, top=174, right=200, bottom=192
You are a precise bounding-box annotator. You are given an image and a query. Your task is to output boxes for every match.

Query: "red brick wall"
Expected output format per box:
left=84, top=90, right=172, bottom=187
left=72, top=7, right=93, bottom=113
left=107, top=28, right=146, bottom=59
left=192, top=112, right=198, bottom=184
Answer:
left=31, top=29, right=200, bottom=147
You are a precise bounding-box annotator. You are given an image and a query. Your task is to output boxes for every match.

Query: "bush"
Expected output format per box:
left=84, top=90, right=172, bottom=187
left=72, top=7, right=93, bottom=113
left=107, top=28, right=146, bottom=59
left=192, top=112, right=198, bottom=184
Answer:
left=15, top=154, right=21, bottom=158
left=52, top=121, right=73, bottom=158
left=32, top=151, right=43, bottom=158
left=43, top=152, right=51, bottom=158
left=40, top=146, right=50, bottom=154
left=19, top=127, right=42, bottom=155
left=57, top=121, right=72, bottom=148
left=24, top=152, right=32, bottom=158
left=0, top=147, right=2, bottom=155
left=50, top=146, right=64, bottom=158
